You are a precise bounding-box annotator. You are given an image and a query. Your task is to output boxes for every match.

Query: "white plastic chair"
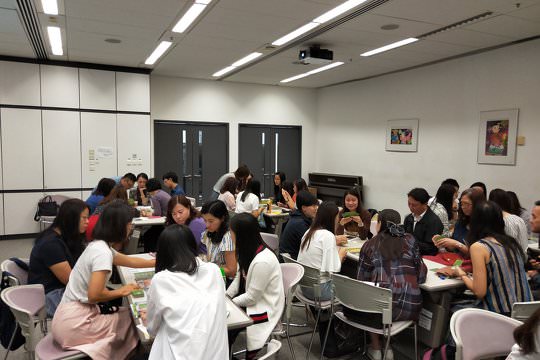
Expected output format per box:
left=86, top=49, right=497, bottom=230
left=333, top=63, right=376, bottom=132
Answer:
left=35, top=334, right=86, bottom=360
left=450, top=308, right=522, bottom=360
left=1, top=284, right=48, bottom=359
left=281, top=254, right=336, bottom=359
left=1, top=258, right=30, bottom=286
left=261, top=233, right=279, bottom=253
left=324, top=273, right=417, bottom=360
left=511, top=301, right=540, bottom=322
left=273, top=263, right=304, bottom=359
left=258, top=339, right=282, bottom=360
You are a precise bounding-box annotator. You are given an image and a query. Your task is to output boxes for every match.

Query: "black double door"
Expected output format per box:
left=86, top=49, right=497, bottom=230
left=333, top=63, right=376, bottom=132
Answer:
left=238, top=125, right=301, bottom=197
left=154, top=121, right=228, bottom=205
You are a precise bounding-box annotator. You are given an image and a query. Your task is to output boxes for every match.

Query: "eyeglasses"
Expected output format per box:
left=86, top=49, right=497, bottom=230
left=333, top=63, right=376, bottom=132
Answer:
left=461, top=201, right=472, bottom=207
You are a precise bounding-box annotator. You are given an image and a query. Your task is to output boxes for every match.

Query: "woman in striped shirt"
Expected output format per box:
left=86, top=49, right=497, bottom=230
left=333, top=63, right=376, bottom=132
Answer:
left=452, top=201, right=532, bottom=315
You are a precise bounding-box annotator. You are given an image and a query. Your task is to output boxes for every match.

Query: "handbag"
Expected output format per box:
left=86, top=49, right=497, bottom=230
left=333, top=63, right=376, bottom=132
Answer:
left=33, top=195, right=59, bottom=221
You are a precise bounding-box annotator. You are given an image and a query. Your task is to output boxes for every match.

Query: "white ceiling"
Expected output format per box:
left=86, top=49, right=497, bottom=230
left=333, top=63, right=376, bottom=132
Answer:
left=0, top=0, right=539, bottom=88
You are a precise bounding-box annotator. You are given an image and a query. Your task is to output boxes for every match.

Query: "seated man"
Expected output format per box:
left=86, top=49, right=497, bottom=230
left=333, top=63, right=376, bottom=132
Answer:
left=162, top=171, right=185, bottom=196
left=279, top=190, right=318, bottom=260
left=404, top=188, right=443, bottom=256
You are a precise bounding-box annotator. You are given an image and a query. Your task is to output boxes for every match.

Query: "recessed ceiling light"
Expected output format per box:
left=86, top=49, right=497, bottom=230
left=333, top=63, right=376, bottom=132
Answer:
left=272, top=22, right=319, bottom=46
left=360, top=38, right=418, bottom=57
left=145, top=41, right=172, bottom=65
left=280, top=61, right=344, bottom=83
left=231, top=52, right=263, bottom=67
left=172, top=3, right=207, bottom=33
left=105, top=38, right=122, bottom=44
left=47, top=26, right=63, bottom=55
left=41, top=0, right=58, bottom=15
left=213, top=65, right=236, bottom=77
left=313, top=0, right=368, bottom=24
left=381, top=24, right=399, bottom=30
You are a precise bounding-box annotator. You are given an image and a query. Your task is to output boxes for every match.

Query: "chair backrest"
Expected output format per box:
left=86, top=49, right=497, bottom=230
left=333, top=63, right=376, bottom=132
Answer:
left=261, top=233, right=279, bottom=252
left=258, top=339, right=282, bottom=360
left=450, top=308, right=522, bottom=360
left=1, top=284, right=47, bottom=341
left=281, top=254, right=324, bottom=299
left=511, top=301, right=540, bottom=322
left=331, top=273, right=393, bottom=325
left=1, top=258, right=29, bottom=286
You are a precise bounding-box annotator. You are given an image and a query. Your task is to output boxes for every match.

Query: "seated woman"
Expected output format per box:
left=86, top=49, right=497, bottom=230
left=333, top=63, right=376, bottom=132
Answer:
left=273, top=171, right=286, bottom=205
left=167, top=195, right=207, bottom=254
left=226, top=213, right=284, bottom=359
left=200, top=200, right=237, bottom=279
left=85, top=178, right=115, bottom=214
left=282, top=178, right=308, bottom=209
left=146, top=178, right=171, bottom=216
left=489, top=188, right=529, bottom=254
left=143, top=225, right=228, bottom=360
left=429, top=183, right=458, bottom=238
left=52, top=201, right=155, bottom=360
left=433, top=187, right=485, bottom=255
left=28, top=199, right=89, bottom=317
left=336, top=188, right=372, bottom=240
left=343, top=209, right=427, bottom=360
left=217, top=176, right=237, bottom=212
left=136, top=172, right=149, bottom=206
left=235, top=179, right=265, bottom=218
left=508, top=191, right=532, bottom=237
left=508, top=307, right=540, bottom=360
left=451, top=201, right=532, bottom=315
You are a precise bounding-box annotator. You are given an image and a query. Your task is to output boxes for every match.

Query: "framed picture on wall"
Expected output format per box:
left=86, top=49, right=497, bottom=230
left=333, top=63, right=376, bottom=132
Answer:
left=477, top=109, right=519, bottom=165
left=385, top=118, right=419, bottom=152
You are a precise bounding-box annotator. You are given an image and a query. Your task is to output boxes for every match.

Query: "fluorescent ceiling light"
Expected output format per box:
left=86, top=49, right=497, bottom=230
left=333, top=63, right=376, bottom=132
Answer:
left=231, top=52, right=263, bottom=67
left=360, top=37, right=419, bottom=57
left=47, top=26, right=63, bottom=55
left=313, top=0, right=368, bottom=24
left=272, top=22, right=319, bottom=46
left=145, top=41, right=172, bottom=65
left=280, top=61, right=344, bottom=83
left=41, top=0, right=58, bottom=15
left=196, top=0, right=212, bottom=4
left=213, top=65, right=236, bottom=77
left=173, top=3, right=207, bottom=33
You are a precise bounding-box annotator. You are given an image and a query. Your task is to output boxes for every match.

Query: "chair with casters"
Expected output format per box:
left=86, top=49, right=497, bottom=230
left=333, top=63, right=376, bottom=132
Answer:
left=1, top=284, right=49, bottom=359
left=450, top=307, right=522, bottom=360
left=272, top=263, right=304, bottom=359
left=1, top=258, right=29, bottom=286
left=257, top=339, right=282, bottom=360
left=281, top=254, right=336, bottom=359
left=323, top=273, right=418, bottom=360
left=35, top=334, right=86, bottom=360
left=261, top=233, right=279, bottom=253
left=511, top=301, right=540, bottom=322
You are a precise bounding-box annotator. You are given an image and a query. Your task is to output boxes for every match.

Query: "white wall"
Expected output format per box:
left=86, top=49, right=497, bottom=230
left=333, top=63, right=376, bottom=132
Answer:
left=150, top=76, right=318, bottom=179
left=316, top=39, right=540, bottom=217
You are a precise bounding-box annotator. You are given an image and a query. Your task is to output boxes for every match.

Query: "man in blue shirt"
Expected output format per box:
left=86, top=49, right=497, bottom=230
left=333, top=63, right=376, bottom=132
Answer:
left=162, top=171, right=185, bottom=196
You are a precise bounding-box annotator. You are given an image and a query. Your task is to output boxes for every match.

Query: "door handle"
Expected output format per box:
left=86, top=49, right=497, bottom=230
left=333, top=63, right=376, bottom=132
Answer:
left=183, top=175, right=192, bottom=178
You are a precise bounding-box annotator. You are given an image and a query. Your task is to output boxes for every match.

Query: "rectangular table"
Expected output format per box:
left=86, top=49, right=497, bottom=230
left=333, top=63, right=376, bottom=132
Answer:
left=117, top=253, right=253, bottom=342
left=124, top=216, right=167, bottom=254
left=262, top=207, right=290, bottom=238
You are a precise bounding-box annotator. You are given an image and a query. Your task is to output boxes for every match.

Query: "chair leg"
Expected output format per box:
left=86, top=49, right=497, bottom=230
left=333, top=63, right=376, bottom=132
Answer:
left=306, top=308, right=321, bottom=360
left=362, top=330, right=367, bottom=356
left=382, top=326, right=391, bottom=360
left=286, top=321, right=296, bottom=360
left=414, top=324, right=418, bottom=360
left=320, top=311, right=333, bottom=360
left=3, top=323, right=18, bottom=360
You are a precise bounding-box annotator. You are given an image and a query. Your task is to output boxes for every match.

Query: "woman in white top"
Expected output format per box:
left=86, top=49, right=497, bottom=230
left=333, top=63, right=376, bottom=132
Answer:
left=200, top=200, right=237, bottom=279
left=489, top=189, right=529, bottom=253
left=508, top=308, right=540, bottom=359
left=235, top=179, right=265, bottom=218
left=143, top=224, right=228, bottom=360
left=217, top=176, right=237, bottom=212
left=52, top=201, right=155, bottom=360
left=297, top=201, right=348, bottom=301
left=226, top=213, right=284, bottom=359
left=429, top=184, right=458, bottom=238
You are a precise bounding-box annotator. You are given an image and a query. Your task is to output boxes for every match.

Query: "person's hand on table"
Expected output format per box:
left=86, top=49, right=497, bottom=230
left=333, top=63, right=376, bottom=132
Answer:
left=335, top=235, right=348, bottom=246
left=435, top=266, right=454, bottom=277
left=339, top=217, right=352, bottom=226
left=451, top=266, right=467, bottom=278
left=277, top=201, right=287, bottom=208
left=351, top=216, right=363, bottom=226
left=120, top=283, right=140, bottom=296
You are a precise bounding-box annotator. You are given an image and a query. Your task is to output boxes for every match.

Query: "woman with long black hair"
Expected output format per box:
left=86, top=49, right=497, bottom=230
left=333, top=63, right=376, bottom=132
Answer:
left=226, top=213, right=284, bottom=359
left=235, top=179, right=265, bottom=218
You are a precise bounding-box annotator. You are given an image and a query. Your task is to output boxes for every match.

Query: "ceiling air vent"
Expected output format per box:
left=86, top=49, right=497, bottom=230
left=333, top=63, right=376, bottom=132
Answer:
left=16, top=0, right=48, bottom=59
left=419, top=12, right=494, bottom=39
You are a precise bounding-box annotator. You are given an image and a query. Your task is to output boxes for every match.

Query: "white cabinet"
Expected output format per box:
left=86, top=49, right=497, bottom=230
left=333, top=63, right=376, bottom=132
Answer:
left=79, top=69, right=116, bottom=110
left=81, top=112, right=117, bottom=187
left=116, top=73, right=150, bottom=112
left=0, top=61, right=41, bottom=106
left=43, top=191, right=82, bottom=201
left=42, top=110, right=82, bottom=189
left=82, top=190, right=92, bottom=201
left=4, top=193, right=42, bottom=235
left=117, top=114, right=151, bottom=176
left=1, top=108, right=43, bottom=190
left=40, top=65, right=79, bottom=108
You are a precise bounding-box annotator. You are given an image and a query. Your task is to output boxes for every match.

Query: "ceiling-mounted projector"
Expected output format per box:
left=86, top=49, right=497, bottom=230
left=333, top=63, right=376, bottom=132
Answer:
left=299, top=46, right=333, bottom=65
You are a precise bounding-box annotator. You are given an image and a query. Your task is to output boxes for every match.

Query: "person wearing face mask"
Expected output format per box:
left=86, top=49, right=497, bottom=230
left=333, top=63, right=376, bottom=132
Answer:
left=279, top=191, right=319, bottom=260
left=166, top=195, right=207, bottom=255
